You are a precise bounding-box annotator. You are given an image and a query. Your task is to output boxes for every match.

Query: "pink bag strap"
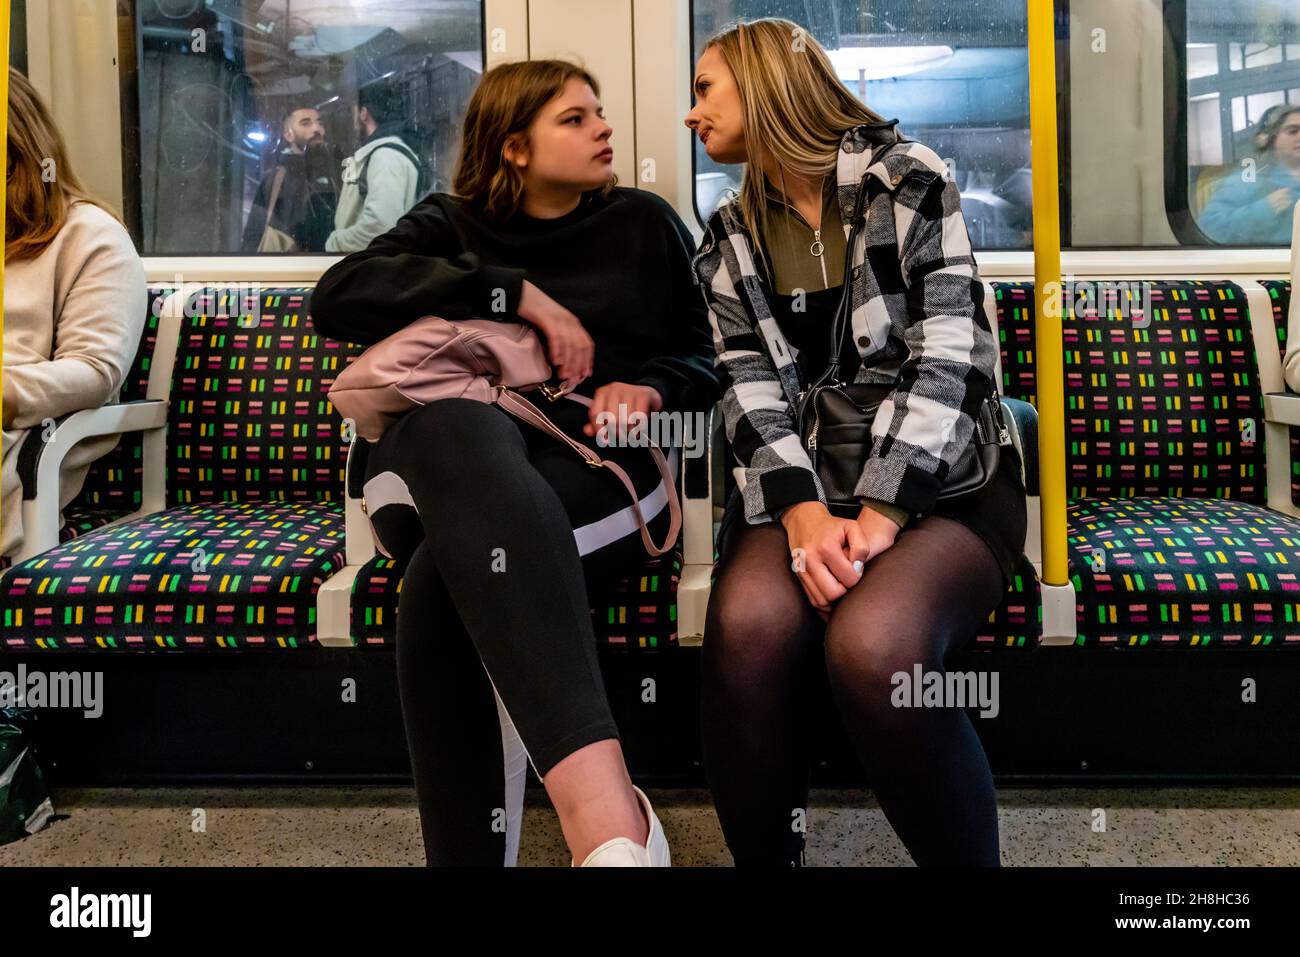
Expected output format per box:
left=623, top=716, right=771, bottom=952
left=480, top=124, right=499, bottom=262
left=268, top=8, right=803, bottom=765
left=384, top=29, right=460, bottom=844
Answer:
left=492, top=386, right=683, bottom=558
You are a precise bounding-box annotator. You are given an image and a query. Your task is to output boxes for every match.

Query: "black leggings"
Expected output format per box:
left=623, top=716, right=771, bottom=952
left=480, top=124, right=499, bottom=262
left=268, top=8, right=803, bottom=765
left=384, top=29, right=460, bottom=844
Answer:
left=362, top=395, right=674, bottom=866
left=701, top=502, right=1008, bottom=867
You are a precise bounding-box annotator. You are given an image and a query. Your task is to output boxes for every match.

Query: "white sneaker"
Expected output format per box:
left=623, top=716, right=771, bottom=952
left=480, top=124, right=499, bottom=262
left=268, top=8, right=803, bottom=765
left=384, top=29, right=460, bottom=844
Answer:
left=574, top=785, right=671, bottom=867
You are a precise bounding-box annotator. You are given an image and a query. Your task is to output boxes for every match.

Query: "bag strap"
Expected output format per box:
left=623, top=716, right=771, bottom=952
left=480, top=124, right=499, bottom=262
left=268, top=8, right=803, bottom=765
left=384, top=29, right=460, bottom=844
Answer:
left=817, top=137, right=907, bottom=391
left=358, top=141, right=421, bottom=197
left=796, top=143, right=895, bottom=432
left=260, top=165, right=288, bottom=246
left=492, top=387, right=683, bottom=557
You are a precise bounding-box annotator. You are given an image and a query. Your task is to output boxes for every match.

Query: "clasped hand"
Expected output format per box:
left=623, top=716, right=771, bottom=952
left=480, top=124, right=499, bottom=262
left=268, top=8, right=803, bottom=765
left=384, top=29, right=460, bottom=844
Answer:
left=780, top=501, right=901, bottom=618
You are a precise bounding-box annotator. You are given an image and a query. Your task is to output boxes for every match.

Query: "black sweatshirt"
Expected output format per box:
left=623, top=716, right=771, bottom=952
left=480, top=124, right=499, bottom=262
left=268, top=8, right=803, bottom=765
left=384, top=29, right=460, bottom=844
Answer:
left=309, top=186, right=718, bottom=415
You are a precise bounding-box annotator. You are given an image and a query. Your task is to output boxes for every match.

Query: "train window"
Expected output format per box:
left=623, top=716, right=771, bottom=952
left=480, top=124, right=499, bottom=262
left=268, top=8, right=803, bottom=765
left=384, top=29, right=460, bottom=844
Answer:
left=690, top=0, right=1034, bottom=250
left=129, top=0, right=484, bottom=256
left=1170, top=0, right=1300, bottom=246
left=9, top=0, right=27, bottom=75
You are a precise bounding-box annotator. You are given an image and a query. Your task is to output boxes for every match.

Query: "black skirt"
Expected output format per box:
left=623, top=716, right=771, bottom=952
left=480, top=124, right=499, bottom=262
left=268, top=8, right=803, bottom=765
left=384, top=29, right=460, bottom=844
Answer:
left=717, top=442, right=1028, bottom=591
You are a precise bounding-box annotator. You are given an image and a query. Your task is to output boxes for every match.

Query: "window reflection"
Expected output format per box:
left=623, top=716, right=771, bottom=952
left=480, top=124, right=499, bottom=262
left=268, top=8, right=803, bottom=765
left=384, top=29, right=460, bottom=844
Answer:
left=134, top=1, right=483, bottom=255
left=691, top=0, right=1033, bottom=250
left=1187, top=2, right=1300, bottom=246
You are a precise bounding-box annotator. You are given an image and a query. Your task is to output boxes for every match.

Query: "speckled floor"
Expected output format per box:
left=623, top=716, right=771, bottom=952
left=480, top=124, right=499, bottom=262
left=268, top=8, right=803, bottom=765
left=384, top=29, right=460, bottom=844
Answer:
left=2, top=787, right=1299, bottom=866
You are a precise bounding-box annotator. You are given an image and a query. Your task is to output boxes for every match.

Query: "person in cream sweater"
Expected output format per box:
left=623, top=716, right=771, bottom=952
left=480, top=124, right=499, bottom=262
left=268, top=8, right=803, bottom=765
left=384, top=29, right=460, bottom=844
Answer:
left=2, top=67, right=146, bottom=562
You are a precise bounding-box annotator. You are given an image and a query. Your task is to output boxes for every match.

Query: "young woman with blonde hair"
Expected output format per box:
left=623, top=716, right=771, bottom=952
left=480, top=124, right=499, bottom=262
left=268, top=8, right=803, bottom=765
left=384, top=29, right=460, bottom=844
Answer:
left=311, top=59, right=716, bottom=867
left=2, top=67, right=146, bottom=561
left=686, top=19, right=1027, bottom=866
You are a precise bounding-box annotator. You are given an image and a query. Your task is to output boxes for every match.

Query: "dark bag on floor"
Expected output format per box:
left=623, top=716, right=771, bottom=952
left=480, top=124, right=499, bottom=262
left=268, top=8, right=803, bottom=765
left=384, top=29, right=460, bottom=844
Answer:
left=0, top=707, right=55, bottom=846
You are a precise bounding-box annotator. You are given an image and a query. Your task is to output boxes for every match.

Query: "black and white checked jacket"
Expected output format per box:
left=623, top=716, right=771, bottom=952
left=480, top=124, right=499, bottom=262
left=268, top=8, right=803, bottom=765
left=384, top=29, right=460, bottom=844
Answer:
left=691, top=120, right=999, bottom=526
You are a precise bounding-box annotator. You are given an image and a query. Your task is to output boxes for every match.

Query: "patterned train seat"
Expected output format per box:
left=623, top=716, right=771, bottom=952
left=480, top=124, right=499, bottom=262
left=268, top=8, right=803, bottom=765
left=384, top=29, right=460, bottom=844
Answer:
left=2, top=287, right=359, bottom=652
left=989, top=278, right=1300, bottom=648
left=964, top=281, right=1041, bottom=649
left=350, top=549, right=682, bottom=652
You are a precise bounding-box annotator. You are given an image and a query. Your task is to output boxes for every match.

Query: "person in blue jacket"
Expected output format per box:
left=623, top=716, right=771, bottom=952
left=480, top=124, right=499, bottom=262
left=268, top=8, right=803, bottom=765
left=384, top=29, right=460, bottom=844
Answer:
left=1201, top=104, right=1300, bottom=245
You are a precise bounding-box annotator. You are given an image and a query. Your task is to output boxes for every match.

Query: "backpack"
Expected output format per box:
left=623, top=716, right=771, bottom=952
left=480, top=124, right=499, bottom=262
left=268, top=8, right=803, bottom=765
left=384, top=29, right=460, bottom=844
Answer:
left=357, top=140, right=431, bottom=201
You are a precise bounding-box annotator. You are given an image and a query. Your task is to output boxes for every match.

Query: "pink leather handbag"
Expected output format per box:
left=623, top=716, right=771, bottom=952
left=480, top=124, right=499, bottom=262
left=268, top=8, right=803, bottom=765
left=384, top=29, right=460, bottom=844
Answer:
left=327, top=315, right=682, bottom=557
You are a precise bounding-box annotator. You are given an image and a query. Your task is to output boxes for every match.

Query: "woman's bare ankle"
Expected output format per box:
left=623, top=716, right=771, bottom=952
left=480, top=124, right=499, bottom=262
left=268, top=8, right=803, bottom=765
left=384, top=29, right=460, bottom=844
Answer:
left=543, top=740, right=647, bottom=859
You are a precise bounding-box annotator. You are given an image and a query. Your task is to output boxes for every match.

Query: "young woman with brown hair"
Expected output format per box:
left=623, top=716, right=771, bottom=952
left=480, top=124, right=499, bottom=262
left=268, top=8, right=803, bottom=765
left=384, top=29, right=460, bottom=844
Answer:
left=311, top=60, right=717, bottom=867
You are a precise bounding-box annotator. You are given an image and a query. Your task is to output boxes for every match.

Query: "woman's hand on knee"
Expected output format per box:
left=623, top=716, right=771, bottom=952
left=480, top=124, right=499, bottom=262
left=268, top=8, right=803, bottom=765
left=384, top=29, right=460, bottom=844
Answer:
left=779, top=502, right=867, bottom=613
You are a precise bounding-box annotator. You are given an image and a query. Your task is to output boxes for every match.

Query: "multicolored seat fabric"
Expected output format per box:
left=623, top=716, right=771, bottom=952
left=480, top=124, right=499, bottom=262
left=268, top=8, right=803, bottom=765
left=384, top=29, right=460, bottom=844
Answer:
left=57, top=507, right=129, bottom=542
left=997, top=280, right=1265, bottom=502
left=166, top=288, right=354, bottom=505
left=1068, top=497, right=1300, bottom=648
left=990, top=278, right=1289, bottom=648
left=1, top=500, right=345, bottom=652
left=1063, top=281, right=1263, bottom=502
left=1262, top=279, right=1298, bottom=506
left=995, top=281, right=1038, bottom=407
left=972, top=555, right=1042, bottom=650
left=1, top=287, right=363, bottom=652
left=349, top=548, right=683, bottom=653
left=592, top=551, right=680, bottom=650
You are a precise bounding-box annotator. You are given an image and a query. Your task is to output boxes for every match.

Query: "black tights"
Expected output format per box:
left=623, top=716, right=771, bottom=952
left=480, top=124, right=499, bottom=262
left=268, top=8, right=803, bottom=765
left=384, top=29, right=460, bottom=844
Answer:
left=701, top=512, right=1007, bottom=867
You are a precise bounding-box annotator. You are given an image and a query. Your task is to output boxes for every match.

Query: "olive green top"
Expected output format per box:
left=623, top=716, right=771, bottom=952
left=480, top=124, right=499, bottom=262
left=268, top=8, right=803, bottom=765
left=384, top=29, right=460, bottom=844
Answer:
left=760, top=174, right=847, bottom=295
left=759, top=172, right=911, bottom=530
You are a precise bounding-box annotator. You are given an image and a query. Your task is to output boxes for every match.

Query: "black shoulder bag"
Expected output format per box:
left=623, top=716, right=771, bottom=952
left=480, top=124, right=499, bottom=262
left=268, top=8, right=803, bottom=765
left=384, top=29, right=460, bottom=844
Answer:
left=793, top=149, right=1012, bottom=519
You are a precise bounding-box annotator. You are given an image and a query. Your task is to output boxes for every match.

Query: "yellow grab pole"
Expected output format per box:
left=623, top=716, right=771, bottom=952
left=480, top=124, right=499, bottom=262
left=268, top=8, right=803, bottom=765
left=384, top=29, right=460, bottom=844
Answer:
left=1027, top=0, right=1067, bottom=588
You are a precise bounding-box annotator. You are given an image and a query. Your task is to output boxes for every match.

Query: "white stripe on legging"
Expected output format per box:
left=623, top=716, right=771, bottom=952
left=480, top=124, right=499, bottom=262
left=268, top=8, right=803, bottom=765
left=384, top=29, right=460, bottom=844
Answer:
left=570, top=448, right=678, bottom=556
left=362, top=470, right=417, bottom=513
left=484, top=668, right=533, bottom=868
left=362, top=445, right=679, bottom=559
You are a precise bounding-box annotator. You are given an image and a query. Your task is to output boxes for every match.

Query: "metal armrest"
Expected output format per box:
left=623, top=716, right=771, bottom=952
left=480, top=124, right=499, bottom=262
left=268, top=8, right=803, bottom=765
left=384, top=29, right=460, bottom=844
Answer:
left=15, top=400, right=169, bottom=563
left=17, top=401, right=168, bottom=499
left=343, top=429, right=376, bottom=567
left=682, top=404, right=720, bottom=567
left=317, top=429, right=375, bottom=647
left=678, top=403, right=723, bottom=646
left=1264, top=392, right=1300, bottom=426
left=11, top=288, right=183, bottom=564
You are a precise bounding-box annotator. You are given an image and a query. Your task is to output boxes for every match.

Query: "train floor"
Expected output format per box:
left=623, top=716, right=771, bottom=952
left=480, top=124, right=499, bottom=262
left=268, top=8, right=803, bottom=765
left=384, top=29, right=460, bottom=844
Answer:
left=1, top=785, right=1298, bottom=866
